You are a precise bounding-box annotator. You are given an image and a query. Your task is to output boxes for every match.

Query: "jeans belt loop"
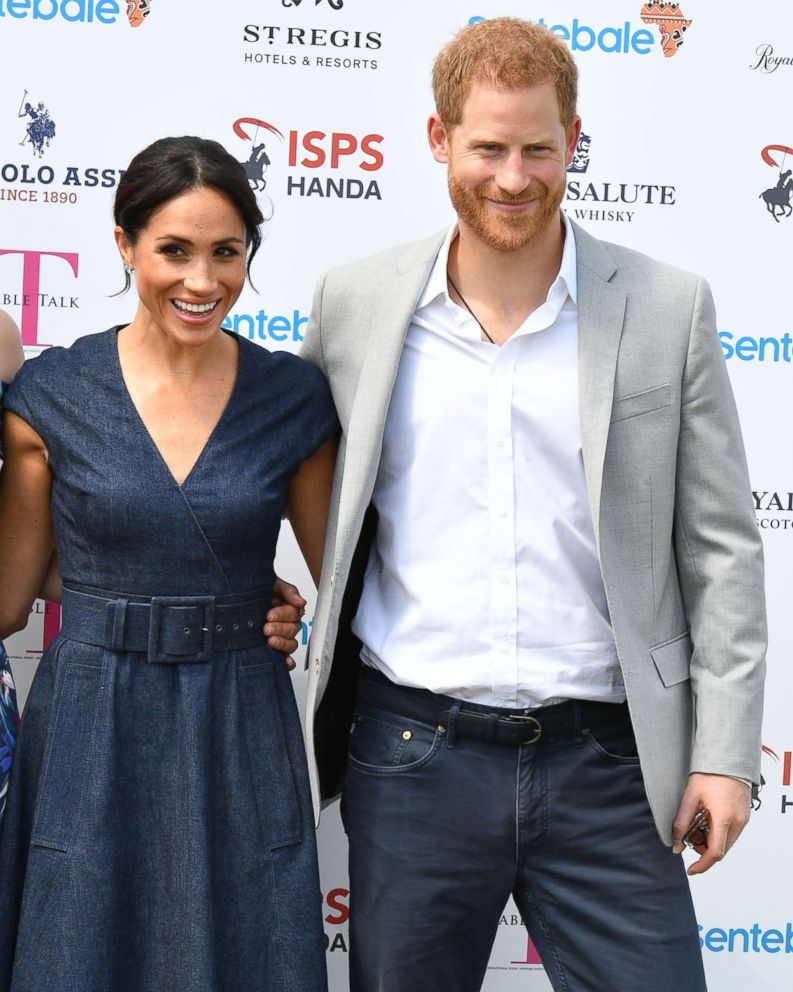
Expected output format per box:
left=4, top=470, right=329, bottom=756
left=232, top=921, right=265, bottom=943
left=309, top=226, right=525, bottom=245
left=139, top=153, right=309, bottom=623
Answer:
left=446, top=702, right=461, bottom=749
left=104, top=598, right=128, bottom=652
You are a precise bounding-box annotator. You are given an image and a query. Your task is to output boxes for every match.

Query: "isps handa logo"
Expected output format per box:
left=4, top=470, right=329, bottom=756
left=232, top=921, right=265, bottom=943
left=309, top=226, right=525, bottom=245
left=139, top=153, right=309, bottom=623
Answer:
left=1, top=89, right=126, bottom=207
left=758, top=745, right=793, bottom=815
left=0, top=0, right=152, bottom=26
left=759, top=144, right=793, bottom=224
left=564, top=133, right=677, bottom=224
left=233, top=115, right=383, bottom=205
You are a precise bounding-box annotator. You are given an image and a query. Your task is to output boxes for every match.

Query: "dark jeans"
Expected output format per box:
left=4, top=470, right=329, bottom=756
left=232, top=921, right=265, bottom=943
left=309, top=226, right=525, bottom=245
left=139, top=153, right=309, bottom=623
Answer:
left=341, top=668, right=707, bottom=992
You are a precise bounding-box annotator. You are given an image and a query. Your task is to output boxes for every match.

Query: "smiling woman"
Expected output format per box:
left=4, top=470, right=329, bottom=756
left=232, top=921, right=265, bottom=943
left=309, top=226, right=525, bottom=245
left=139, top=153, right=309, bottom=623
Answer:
left=0, top=137, right=339, bottom=992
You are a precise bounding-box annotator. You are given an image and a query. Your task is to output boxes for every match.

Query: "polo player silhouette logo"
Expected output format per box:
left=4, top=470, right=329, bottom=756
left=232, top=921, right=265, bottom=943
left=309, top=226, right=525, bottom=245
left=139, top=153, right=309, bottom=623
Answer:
left=126, top=0, right=152, bottom=27
left=639, top=2, right=692, bottom=58
left=282, top=0, right=344, bottom=9
left=17, top=91, right=56, bottom=158
left=567, top=132, right=591, bottom=174
left=760, top=145, right=793, bottom=222
left=234, top=118, right=284, bottom=193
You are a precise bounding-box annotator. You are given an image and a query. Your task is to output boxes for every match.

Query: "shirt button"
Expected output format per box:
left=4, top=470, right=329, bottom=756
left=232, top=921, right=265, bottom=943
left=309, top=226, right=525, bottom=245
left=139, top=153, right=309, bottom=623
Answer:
left=496, top=439, right=506, bottom=448
left=500, top=645, right=509, bottom=655
left=498, top=509, right=508, bottom=518
left=501, top=574, right=510, bottom=584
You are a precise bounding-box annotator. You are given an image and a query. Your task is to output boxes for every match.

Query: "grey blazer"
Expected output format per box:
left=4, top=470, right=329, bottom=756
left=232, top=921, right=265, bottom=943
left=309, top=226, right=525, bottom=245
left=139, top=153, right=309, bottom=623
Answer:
left=300, top=220, right=766, bottom=844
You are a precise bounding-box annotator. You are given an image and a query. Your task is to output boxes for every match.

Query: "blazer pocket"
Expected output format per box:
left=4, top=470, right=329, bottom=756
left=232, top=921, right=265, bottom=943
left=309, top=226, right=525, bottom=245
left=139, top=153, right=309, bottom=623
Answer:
left=610, top=383, right=671, bottom=424
left=650, top=630, right=692, bottom=687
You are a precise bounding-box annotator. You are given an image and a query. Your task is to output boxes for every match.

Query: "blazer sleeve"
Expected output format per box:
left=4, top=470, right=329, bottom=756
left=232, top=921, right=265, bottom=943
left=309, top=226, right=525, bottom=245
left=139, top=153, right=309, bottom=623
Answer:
left=673, top=276, right=766, bottom=785
left=300, top=272, right=328, bottom=376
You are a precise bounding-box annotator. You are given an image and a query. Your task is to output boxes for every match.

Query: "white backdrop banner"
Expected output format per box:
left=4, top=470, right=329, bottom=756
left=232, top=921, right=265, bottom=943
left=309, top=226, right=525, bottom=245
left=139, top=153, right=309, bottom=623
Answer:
left=1, top=1, right=791, bottom=989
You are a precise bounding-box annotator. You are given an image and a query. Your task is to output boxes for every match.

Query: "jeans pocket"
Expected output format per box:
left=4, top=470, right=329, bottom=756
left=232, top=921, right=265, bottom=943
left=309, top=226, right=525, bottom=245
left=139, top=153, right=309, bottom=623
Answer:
left=583, top=711, right=641, bottom=764
left=347, top=705, right=444, bottom=775
left=32, top=650, right=105, bottom=853
left=240, top=663, right=301, bottom=849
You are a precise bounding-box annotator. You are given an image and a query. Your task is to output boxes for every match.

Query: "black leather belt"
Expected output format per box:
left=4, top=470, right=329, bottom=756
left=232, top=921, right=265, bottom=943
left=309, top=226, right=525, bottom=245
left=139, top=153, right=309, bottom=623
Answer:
left=61, top=585, right=270, bottom=663
left=358, top=666, right=629, bottom=746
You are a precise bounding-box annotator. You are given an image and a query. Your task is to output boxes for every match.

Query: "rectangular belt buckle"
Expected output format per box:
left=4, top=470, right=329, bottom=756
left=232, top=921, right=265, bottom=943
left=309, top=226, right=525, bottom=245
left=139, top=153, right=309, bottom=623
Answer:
left=147, top=595, right=215, bottom=664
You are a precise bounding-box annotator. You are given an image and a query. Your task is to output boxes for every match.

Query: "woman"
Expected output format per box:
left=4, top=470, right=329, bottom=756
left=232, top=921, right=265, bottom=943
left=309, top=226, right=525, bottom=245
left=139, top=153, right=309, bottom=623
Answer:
left=0, top=310, right=24, bottom=829
left=0, top=137, right=338, bottom=992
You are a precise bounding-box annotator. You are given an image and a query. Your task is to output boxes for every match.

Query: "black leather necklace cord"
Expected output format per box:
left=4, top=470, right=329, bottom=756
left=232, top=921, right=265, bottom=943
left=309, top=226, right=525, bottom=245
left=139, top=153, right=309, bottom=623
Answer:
left=447, top=273, right=496, bottom=345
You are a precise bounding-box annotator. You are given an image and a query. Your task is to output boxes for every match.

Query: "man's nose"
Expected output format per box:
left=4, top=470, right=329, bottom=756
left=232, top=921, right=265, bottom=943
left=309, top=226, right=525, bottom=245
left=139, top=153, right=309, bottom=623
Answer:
left=494, top=152, right=531, bottom=196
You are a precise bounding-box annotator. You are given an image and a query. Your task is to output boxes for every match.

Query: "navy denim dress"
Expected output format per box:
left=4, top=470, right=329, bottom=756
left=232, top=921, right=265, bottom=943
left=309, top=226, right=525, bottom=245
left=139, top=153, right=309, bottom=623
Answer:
left=0, top=329, right=338, bottom=992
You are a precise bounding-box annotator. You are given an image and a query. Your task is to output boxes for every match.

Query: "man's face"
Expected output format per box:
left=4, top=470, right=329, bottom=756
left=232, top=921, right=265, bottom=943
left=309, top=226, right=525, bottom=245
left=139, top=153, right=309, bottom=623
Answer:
left=429, top=81, right=580, bottom=251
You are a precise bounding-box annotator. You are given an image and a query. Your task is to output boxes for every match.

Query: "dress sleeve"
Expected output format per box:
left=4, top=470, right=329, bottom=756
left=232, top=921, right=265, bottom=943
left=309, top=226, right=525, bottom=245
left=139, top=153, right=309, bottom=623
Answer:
left=301, top=361, right=340, bottom=461
left=2, top=356, right=42, bottom=436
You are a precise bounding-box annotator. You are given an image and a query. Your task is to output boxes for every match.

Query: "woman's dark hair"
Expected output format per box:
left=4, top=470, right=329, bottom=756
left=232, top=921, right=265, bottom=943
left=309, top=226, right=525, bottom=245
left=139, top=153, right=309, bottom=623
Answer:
left=114, top=135, right=264, bottom=292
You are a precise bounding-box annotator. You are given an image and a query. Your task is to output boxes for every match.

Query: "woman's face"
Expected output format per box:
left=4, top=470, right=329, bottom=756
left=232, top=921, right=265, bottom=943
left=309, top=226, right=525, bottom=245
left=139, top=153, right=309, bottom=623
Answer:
left=116, top=186, right=247, bottom=348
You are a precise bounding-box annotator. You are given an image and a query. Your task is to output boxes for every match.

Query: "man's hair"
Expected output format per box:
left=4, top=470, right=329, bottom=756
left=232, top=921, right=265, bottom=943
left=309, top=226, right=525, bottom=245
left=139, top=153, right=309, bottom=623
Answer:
left=432, top=17, right=578, bottom=128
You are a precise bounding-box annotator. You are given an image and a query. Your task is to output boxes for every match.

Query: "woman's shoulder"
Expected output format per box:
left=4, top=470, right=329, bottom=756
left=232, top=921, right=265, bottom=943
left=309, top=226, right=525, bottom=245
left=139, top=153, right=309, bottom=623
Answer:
left=237, top=336, right=329, bottom=390
left=7, top=328, right=116, bottom=400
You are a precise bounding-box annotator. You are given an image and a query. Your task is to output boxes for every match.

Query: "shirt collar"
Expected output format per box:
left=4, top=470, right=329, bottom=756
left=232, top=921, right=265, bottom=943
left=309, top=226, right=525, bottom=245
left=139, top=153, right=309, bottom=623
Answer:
left=417, top=210, right=578, bottom=312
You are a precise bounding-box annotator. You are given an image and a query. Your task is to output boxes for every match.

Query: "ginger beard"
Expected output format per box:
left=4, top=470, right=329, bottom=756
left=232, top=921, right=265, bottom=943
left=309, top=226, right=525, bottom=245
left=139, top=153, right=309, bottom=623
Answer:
left=447, top=167, right=566, bottom=252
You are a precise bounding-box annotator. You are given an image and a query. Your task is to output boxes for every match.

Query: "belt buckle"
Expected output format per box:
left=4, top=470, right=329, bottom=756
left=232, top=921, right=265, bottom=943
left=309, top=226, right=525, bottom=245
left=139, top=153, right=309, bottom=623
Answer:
left=505, top=713, right=542, bottom=744
left=147, top=595, right=215, bottom=664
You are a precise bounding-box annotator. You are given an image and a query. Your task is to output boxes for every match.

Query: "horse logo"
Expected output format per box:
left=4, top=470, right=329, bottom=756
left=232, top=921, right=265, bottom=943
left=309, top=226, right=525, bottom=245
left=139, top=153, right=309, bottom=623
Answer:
left=759, top=144, right=793, bottom=223
left=17, top=91, right=56, bottom=158
left=244, top=144, right=272, bottom=192
left=567, top=132, right=591, bottom=174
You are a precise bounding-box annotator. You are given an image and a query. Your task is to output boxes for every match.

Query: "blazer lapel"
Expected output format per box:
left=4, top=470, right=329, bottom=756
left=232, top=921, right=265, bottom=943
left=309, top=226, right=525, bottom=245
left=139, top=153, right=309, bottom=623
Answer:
left=335, top=231, right=446, bottom=546
left=573, top=221, right=627, bottom=548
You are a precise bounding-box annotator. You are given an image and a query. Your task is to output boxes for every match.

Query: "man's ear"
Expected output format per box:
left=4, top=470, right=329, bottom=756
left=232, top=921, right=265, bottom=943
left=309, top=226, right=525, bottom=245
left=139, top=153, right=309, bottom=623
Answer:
left=427, top=112, right=451, bottom=164
left=565, top=116, right=582, bottom=167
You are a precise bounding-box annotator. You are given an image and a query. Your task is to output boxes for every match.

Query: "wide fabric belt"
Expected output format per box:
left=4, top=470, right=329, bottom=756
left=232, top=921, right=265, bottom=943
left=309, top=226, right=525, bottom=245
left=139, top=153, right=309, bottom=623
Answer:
left=61, top=585, right=270, bottom=664
left=358, top=665, right=629, bottom=746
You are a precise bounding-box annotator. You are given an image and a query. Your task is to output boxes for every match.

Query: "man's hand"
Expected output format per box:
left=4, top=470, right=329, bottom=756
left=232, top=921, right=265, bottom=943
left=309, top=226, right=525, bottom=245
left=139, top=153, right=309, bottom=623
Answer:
left=265, top=578, right=307, bottom=671
left=672, top=772, right=751, bottom=875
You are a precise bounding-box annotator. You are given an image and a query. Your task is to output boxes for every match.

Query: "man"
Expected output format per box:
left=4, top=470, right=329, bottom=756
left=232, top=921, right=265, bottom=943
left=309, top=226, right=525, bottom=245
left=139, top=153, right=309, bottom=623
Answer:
left=301, top=17, right=765, bottom=992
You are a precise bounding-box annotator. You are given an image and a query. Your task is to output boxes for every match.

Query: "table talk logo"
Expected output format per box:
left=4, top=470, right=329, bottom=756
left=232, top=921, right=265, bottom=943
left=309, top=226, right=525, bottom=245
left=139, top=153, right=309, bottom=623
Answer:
left=750, top=44, right=793, bottom=74
left=563, top=135, right=676, bottom=223
left=487, top=914, right=544, bottom=973
left=639, top=2, right=692, bottom=58
left=759, top=144, right=793, bottom=223
left=0, top=0, right=153, bottom=26
left=0, top=249, right=79, bottom=353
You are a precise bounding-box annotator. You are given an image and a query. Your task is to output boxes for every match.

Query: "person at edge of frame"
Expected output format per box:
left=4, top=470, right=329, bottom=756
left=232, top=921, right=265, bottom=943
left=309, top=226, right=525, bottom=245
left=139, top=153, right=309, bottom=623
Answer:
left=297, top=16, right=766, bottom=992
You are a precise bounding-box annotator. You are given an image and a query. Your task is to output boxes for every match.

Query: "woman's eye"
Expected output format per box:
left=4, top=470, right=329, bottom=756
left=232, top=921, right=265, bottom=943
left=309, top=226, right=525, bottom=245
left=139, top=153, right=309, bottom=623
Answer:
left=216, top=246, right=241, bottom=258
left=158, top=244, right=186, bottom=257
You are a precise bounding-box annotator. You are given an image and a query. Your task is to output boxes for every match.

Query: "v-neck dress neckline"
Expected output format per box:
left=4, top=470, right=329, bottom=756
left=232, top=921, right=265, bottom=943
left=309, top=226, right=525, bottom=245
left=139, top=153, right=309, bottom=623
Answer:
left=111, top=325, right=243, bottom=490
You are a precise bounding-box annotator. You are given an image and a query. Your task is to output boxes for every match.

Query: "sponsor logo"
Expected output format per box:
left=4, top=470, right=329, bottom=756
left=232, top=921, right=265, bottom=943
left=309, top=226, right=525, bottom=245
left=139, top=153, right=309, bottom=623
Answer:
left=0, top=248, right=79, bottom=352
left=758, top=744, right=793, bottom=810
left=750, top=44, right=793, bottom=74
left=0, top=0, right=152, bottom=26
left=759, top=144, right=793, bottom=223
left=719, top=331, right=792, bottom=363
left=564, top=135, right=676, bottom=224
left=468, top=14, right=654, bottom=55
left=242, top=18, right=382, bottom=71
left=232, top=114, right=383, bottom=205
left=486, top=913, right=544, bottom=974
left=322, top=887, right=349, bottom=954
left=567, top=132, right=591, bottom=174
left=283, top=0, right=343, bottom=9
left=639, top=2, right=692, bottom=58
left=17, top=90, right=55, bottom=158
left=2, top=90, right=125, bottom=207
left=699, top=923, right=793, bottom=954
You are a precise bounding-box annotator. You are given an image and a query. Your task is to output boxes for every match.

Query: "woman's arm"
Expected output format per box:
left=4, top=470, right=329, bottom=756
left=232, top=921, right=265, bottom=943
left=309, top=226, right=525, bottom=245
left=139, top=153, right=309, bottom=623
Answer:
left=39, top=551, right=61, bottom=602
left=0, top=311, right=24, bottom=383
left=286, top=435, right=338, bottom=587
left=0, top=412, right=54, bottom=637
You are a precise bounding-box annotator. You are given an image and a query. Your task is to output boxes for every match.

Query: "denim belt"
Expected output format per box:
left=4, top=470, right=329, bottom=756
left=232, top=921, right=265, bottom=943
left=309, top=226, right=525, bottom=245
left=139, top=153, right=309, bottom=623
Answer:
left=358, top=666, right=629, bottom=746
left=61, top=585, right=270, bottom=663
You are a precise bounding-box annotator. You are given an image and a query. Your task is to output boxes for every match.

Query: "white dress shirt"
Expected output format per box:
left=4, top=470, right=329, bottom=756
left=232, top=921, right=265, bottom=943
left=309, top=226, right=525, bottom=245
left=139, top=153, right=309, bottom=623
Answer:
left=352, top=213, right=624, bottom=708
